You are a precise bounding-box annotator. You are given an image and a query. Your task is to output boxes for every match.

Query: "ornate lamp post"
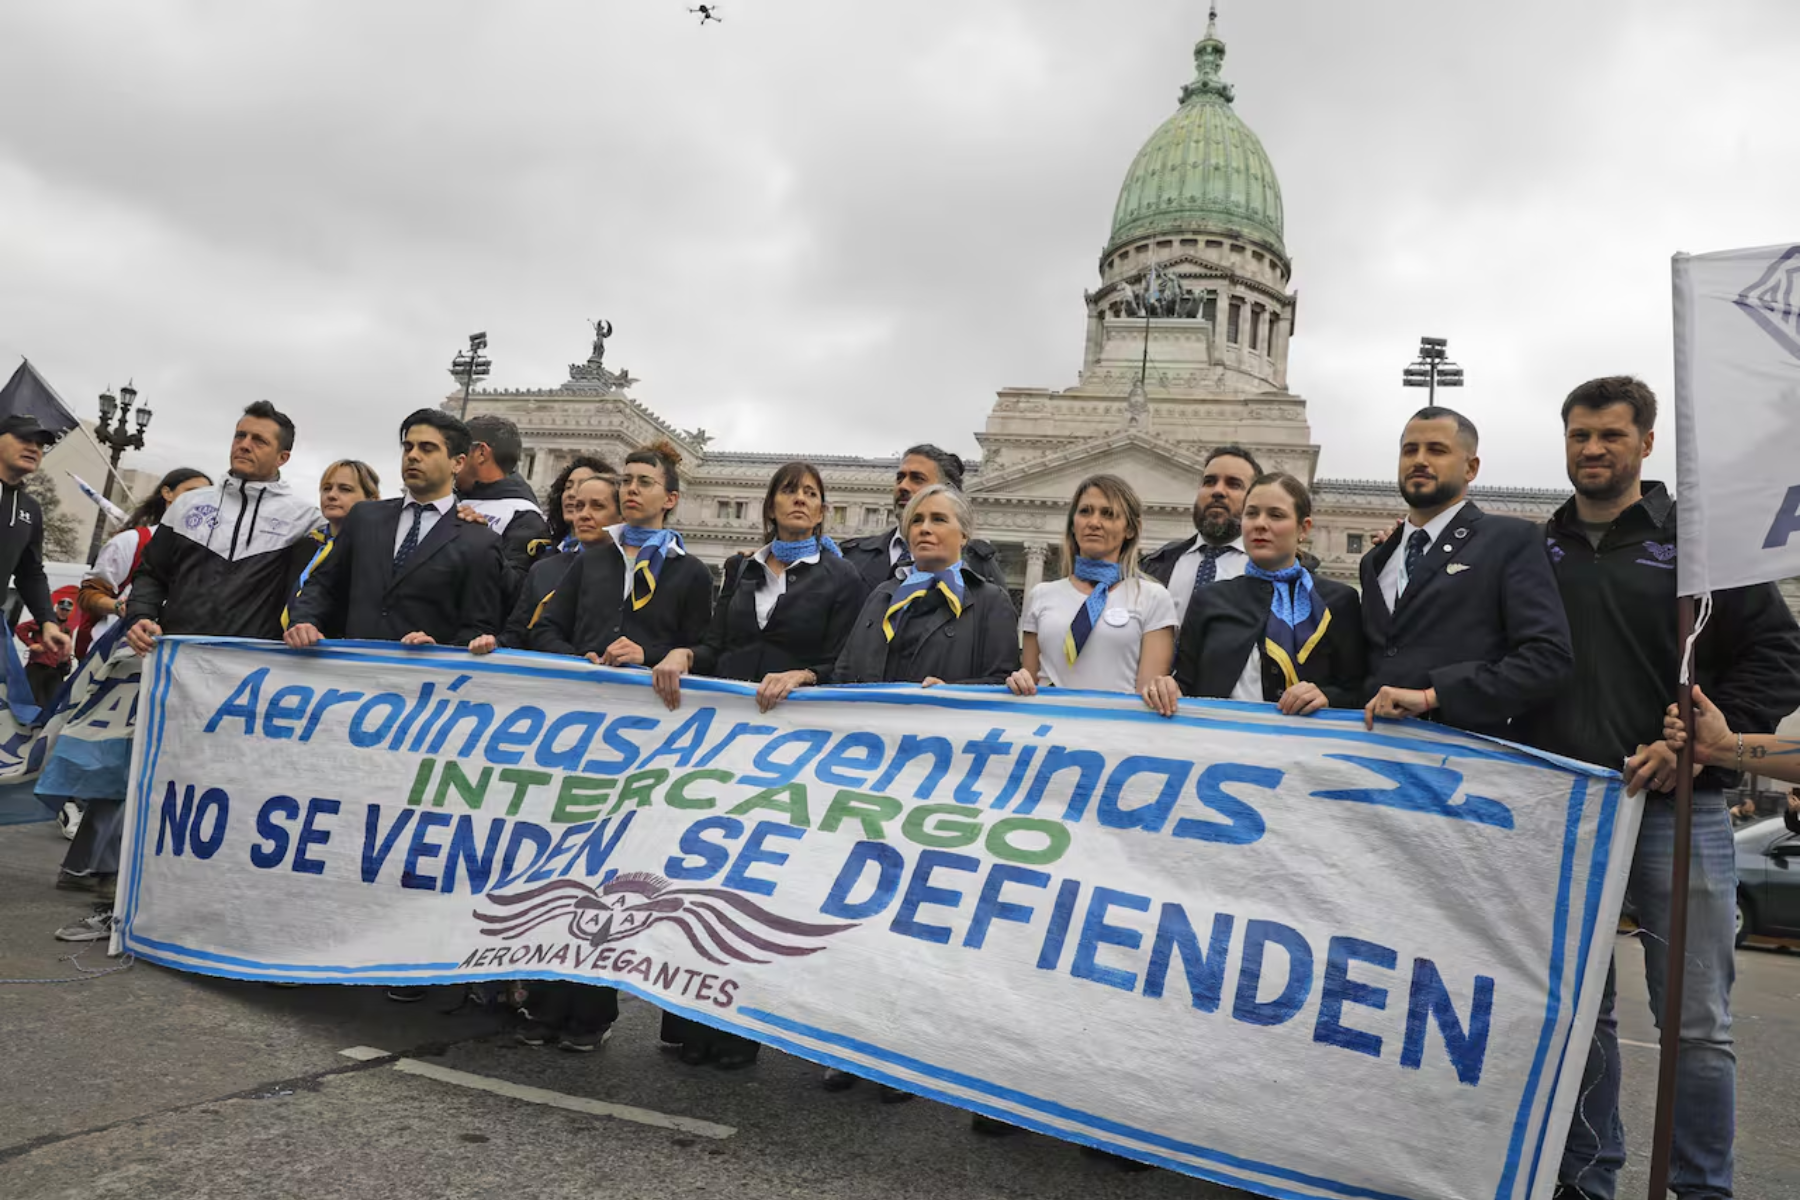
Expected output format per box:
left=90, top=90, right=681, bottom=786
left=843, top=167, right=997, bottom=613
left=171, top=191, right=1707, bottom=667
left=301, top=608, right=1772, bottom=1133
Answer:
left=87, top=382, right=153, bottom=564
left=450, top=331, right=492, bottom=420
left=1400, top=336, right=1465, bottom=404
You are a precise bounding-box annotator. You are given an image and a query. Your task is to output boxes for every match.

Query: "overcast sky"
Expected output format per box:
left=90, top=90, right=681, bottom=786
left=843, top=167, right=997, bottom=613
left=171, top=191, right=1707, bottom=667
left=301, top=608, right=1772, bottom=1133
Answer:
left=3, top=0, right=1797, bottom=500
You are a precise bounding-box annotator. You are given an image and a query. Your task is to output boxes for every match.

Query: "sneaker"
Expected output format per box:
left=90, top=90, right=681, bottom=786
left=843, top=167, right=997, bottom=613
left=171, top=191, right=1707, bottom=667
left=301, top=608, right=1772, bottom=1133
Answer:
left=54, top=872, right=97, bottom=892
left=877, top=1084, right=915, bottom=1104
left=821, top=1067, right=859, bottom=1092
left=55, top=908, right=115, bottom=942
left=515, top=1021, right=554, bottom=1047
left=559, top=1025, right=615, bottom=1053
left=386, top=986, right=429, bottom=1003
left=57, top=802, right=82, bottom=841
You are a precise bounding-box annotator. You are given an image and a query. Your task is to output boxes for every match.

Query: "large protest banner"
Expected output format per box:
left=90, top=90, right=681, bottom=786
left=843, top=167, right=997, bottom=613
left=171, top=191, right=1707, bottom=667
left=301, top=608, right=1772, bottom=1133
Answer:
left=117, top=638, right=1637, bottom=1200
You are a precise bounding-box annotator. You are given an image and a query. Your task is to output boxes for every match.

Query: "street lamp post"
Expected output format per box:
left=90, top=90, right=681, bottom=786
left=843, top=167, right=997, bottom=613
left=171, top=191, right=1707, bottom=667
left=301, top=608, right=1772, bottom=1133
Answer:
left=86, top=382, right=153, bottom=565
left=1400, top=336, right=1465, bottom=404
left=450, top=332, right=492, bottom=420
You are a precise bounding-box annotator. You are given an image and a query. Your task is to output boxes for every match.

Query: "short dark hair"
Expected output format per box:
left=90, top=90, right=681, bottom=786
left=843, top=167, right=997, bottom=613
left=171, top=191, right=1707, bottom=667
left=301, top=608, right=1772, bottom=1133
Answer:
left=902, top=443, right=966, bottom=491
left=626, top=439, right=683, bottom=494
left=399, top=407, right=473, bottom=458
left=241, top=400, right=296, bottom=452
left=1408, top=405, right=1480, bottom=452
left=1561, top=376, right=1658, bottom=433
left=465, top=415, right=524, bottom=473
left=762, top=461, right=828, bottom=543
left=545, top=455, right=617, bottom=541
left=1248, top=471, right=1312, bottom=522
left=1203, top=443, right=1264, bottom=477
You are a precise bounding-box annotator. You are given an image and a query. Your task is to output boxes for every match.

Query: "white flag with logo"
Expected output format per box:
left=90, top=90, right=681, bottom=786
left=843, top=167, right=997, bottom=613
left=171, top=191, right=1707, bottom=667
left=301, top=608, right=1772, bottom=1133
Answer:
left=1673, top=243, right=1800, bottom=595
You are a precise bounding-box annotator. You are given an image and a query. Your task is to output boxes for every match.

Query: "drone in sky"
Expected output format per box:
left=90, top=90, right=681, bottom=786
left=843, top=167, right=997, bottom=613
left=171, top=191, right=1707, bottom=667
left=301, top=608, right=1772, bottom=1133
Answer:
left=689, top=5, right=722, bottom=23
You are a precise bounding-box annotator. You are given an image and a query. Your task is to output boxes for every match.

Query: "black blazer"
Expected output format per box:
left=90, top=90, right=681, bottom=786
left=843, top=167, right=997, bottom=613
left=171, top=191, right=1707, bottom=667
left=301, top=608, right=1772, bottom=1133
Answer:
left=500, top=551, right=581, bottom=651
left=534, top=540, right=713, bottom=663
left=693, top=551, right=866, bottom=684
left=1175, top=574, right=1366, bottom=707
left=1359, top=501, right=1573, bottom=738
left=288, top=497, right=504, bottom=646
left=834, top=568, right=1021, bottom=685
left=838, top=526, right=1007, bottom=598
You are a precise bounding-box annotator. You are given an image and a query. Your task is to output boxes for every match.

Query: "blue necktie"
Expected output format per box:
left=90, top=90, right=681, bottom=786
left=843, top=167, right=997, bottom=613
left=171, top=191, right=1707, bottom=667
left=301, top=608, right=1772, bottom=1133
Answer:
left=1401, top=528, right=1430, bottom=595
left=394, top=503, right=425, bottom=571
left=1190, top=544, right=1227, bottom=606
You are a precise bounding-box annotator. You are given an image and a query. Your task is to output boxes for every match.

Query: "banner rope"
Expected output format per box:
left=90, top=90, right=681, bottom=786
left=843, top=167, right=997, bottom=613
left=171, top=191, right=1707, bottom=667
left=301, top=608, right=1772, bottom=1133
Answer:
left=0, top=947, right=135, bottom=985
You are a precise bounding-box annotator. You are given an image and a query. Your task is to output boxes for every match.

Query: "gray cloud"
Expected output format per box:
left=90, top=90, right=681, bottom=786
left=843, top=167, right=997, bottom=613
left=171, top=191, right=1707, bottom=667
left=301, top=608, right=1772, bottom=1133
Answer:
left=3, top=0, right=1795, bottom=497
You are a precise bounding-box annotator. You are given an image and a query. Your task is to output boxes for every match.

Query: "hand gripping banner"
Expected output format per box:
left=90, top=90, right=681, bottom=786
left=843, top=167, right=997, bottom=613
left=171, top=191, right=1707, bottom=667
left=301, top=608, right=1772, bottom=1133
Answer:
left=117, top=638, right=1638, bottom=1200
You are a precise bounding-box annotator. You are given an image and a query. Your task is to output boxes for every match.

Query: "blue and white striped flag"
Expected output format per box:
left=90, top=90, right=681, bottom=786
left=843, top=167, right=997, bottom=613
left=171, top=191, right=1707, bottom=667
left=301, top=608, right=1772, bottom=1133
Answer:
left=69, top=472, right=128, bottom=525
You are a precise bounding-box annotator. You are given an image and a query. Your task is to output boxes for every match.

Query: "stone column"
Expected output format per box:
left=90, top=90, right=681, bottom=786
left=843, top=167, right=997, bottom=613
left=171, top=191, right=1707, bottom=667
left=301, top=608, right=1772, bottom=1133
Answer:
left=1023, top=543, right=1047, bottom=594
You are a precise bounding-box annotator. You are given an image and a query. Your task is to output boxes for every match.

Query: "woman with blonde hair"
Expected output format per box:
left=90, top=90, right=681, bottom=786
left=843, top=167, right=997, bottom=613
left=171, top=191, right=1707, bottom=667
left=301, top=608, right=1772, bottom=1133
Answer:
left=1009, top=473, right=1177, bottom=710
left=283, top=459, right=381, bottom=634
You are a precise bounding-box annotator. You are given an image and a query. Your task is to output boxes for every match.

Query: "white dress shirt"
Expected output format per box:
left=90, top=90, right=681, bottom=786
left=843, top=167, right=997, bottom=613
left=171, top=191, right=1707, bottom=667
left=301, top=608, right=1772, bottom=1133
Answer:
left=1376, top=500, right=1468, bottom=613
left=1168, top=536, right=1249, bottom=626
left=393, top=493, right=454, bottom=557
left=751, top=545, right=819, bottom=629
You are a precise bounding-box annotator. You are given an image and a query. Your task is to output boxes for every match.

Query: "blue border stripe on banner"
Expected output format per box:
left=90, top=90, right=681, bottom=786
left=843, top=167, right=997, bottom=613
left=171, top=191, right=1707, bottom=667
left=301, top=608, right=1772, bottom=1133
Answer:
left=1494, top=774, right=1587, bottom=1199
left=122, top=636, right=1621, bottom=1200
left=198, top=636, right=1586, bottom=770
left=741, top=1007, right=1412, bottom=1200
left=1521, top=778, right=1623, bottom=1197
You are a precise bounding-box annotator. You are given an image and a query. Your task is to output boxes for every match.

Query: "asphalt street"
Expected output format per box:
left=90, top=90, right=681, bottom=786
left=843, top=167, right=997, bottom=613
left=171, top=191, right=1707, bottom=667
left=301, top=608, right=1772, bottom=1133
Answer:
left=3, top=814, right=1796, bottom=1200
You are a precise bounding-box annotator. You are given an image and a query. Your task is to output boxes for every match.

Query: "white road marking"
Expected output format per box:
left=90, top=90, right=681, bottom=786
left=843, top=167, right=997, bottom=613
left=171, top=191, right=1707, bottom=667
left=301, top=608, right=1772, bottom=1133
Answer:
left=1619, top=1038, right=1661, bottom=1050
left=338, top=1046, right=736, bottom=1138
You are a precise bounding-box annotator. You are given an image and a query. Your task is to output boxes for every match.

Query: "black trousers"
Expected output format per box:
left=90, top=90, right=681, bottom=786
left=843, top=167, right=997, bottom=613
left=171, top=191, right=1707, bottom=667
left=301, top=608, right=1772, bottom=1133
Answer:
left=661, top=1011, right=760, bottom=1059
left=530, top=982, right=618, bottom=1034
left=27, top=661, right=67, bottom=710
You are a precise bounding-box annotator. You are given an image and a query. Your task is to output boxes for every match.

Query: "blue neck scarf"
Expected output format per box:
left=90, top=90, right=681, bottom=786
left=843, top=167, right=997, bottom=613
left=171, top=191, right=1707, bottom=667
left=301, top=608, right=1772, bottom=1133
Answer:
left=883, top=563, right=967, bottom=641
left=1064, top=557, right=1123, bottom=664
left=770, top=535, right=842, bottom=564
left=1244, top=561, right=1328, bottom=688
left=621, top=525, right=684, bottom=610
left=281, top=525, right=333, bottom=632
left=558, top=531, right=581, bottom=555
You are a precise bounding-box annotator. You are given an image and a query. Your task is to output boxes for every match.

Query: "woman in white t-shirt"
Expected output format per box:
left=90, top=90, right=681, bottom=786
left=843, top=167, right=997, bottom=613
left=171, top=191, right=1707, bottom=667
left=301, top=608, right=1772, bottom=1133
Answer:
left=1009, top=473, right=1178, bottom=711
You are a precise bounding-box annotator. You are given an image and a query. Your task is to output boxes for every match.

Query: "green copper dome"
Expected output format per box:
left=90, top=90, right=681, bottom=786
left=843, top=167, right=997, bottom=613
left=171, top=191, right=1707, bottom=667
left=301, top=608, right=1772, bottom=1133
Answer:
left=1106, top=11, right=1284, bottom=260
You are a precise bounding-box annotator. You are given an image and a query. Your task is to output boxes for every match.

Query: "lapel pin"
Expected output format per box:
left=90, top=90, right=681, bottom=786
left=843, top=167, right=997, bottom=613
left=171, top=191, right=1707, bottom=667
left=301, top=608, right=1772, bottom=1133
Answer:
left=1446, top=563, right=1472, bottom=575
left=1442, top=544, right=1453, bottom=552
left=1454, top=527, right=1469, bottom=539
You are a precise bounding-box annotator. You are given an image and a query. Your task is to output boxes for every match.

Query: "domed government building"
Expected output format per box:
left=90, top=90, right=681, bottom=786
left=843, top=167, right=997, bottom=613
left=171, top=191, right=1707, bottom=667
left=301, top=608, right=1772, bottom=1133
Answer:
left=455, top=9, right=1571, bottom=596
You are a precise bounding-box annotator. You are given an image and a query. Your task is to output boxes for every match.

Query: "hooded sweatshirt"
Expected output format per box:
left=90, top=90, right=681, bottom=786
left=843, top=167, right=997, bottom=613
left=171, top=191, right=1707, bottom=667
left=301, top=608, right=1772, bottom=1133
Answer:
left=125, top=476, right=322, bottom=640
left=458, top=472, right=550, bottom=600
left=0, top=477, right=54, bottom=626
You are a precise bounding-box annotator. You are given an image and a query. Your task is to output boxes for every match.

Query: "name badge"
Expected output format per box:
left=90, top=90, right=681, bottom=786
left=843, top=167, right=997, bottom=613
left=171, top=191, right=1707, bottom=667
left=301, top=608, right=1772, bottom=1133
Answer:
left=1103, top=607, right=1131, bottom=628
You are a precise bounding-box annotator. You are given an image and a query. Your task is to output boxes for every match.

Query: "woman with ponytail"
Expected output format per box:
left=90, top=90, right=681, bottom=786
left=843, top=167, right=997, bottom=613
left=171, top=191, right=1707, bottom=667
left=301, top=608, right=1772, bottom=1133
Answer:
left=534, top=439, right=711, bottom=671
left=1155, top=472, right=1364, bottom=714
left=1009, top=474, right=1177, bottom=710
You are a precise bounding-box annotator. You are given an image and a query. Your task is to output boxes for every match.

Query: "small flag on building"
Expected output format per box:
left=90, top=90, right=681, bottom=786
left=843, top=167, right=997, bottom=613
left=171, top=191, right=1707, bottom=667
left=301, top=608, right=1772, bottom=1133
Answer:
left=68, top=472, right=128, bottom=526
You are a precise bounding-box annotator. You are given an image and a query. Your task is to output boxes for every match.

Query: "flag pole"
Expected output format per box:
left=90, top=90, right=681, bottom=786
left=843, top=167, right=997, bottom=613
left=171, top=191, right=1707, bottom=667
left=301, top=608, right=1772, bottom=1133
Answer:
left=1645, top=593, right=1697, bottom=1199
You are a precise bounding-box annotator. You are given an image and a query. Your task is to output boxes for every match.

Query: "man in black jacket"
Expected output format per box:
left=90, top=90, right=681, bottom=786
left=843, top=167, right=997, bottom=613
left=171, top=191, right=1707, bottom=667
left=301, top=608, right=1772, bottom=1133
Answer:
left=456, top=414, right=550, bottom=594
left=0, top=414, right=72, bottom=667
left=1141, top=444, right=1262, bottom=627
left=126, top=402, right=322, bottom=653
left=1359, top=406, right=1572, bottom=737
left=838, top=444, right=1004, bottom=594
left=286, top=408, right=503, bottom=650
left=1527, top=378, right=1800, bottom=1200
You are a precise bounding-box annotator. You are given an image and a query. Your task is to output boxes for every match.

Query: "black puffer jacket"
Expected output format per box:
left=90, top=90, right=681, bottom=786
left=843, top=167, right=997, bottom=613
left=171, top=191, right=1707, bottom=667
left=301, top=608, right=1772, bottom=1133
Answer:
left=458, top=473, right=551, bottom=597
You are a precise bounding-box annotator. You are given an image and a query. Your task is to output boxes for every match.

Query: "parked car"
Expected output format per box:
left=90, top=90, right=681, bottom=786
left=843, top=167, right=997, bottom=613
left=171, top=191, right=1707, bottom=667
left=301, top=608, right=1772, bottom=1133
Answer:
left=1736, top=815, right=1800, bottom=947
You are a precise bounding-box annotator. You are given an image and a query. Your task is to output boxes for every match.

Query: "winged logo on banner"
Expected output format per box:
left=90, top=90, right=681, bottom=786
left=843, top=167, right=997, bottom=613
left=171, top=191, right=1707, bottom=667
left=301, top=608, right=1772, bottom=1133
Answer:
left=472, top=872, right=858, bottom=966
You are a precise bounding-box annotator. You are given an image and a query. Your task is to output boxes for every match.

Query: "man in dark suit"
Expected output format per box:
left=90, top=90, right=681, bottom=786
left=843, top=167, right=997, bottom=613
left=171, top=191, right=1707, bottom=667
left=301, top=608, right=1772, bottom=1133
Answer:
left=838, top=443, right=1004, bottom=594
left=1359, top=406, right=1571, bottom=737
left=286, top=407, right=504, bottom=651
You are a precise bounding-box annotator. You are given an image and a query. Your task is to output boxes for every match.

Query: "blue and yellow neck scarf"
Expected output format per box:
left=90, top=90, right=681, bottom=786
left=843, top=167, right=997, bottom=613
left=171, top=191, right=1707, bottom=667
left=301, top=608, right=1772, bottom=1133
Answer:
left=883, top=564, right=966, bottom=641
left=1244, top=562, right=1330, bottom=688
left=1064, top=557, right=1123, bottom=664
left=281, top=525, right=333, bottom=632
left=620, top=525, right=684, bottom=610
